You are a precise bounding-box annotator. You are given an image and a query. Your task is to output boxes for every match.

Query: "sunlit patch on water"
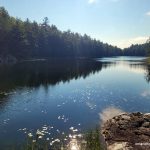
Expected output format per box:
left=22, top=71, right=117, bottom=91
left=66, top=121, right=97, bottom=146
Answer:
left=68, top=139, right=80, bottom=150
left=17, top=124, right=89, bottom=149
left=58, top=115, right=69, bottom=123
left=86, top=102, right=97, bottom=110
left=3, top=118, right=10, bottom=124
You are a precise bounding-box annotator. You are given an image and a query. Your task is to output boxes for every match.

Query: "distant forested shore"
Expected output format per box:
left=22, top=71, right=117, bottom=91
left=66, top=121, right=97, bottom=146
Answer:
left=0, top=7, right=150, bottom=63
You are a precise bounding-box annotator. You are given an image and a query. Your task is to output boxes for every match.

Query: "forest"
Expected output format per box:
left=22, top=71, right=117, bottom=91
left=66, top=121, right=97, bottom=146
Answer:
left=0, top=7, right=150, bottom=61
left=123, top=42, right=150, bottom=56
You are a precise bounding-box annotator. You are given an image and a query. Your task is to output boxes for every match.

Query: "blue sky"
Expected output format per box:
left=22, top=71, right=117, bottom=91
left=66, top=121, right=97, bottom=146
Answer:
left=0, top=0, right=150, bottom=48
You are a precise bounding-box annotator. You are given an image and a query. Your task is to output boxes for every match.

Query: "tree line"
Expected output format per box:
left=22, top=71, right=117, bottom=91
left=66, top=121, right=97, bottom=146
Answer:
left=123, top=41, right=150, bottom=56
left=0, top=7, right=150, bottom=60
left=0, top=7, right=122, bottom=60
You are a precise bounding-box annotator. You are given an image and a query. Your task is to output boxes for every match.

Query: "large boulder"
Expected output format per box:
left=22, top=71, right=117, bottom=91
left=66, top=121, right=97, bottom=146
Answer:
left=101, top=112, right=150, bottom=150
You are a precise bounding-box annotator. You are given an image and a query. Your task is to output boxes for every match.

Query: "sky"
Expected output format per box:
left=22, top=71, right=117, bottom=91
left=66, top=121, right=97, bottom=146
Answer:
left=0, top=0, right=150, bottom=49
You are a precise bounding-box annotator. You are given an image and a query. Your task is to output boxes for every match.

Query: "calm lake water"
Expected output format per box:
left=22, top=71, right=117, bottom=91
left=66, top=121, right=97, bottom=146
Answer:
left=0, top=56, right=150, bottom=149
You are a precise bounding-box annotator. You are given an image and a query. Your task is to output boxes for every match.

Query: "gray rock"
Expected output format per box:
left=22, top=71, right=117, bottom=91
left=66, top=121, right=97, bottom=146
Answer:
left=101, top=112, right=150, bottom=150
left=142, top=122, right=150, bottom=128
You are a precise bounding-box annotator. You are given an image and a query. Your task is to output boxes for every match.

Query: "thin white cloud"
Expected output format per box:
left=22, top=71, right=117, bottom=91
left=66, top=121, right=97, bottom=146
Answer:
left=146, top=11, right=150, bottom=16
left=99, top=106, right=125, bottom=124
left=88, top=0, right=98, bottom=4
left=117, top=36, right=148, bottom=49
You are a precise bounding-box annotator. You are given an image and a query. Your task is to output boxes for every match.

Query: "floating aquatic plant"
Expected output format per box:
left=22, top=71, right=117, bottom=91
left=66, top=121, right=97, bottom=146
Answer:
left=18, top=124, right=102, bottom=150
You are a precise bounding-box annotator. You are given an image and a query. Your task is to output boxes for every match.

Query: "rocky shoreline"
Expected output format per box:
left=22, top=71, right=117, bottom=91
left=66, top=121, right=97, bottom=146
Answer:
left=101, top=112, right=150, bottom=150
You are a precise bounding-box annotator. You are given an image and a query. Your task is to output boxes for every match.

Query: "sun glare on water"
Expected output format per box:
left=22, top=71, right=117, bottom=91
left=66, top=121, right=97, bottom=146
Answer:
left=69, top=138, right=80, bottom=150
left=71, top=145, right=78, bottom=150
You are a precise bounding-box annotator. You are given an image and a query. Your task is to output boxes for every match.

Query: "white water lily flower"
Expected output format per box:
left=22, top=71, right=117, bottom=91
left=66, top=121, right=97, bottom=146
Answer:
left=38, top=136, right=43, bottom=139
left=46, top=138, right=50, bottom=140
left=22, top=128, right=26, bottom=131
left=73, top=129, right=78, bottom=132
left=54, top=139, right=60, bottom=142
left=36, top=130, right=44, bottom=136
left=28, top=133, right=33, bottom=137
left=77, top=134, right=82, bottom=137
left=32, top=140, right=36, bottom=143
left=69, top=127, right=74, bottom=130
left=73, top=135, right=76, bottom=138
left=69, top=134, right=72, bottom=138
left=64, top=138, right=67, bottom=141
left=50, top=140, right=55, bottom=145
left=42, top=127, right=48, bottom=130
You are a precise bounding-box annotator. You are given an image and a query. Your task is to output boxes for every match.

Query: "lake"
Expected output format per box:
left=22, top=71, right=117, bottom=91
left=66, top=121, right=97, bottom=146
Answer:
left=0, top=57, right=150, bottom=149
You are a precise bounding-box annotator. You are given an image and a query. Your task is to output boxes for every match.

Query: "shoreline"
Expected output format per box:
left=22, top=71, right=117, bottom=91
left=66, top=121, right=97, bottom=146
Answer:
left=101, top=112, right=150, bottom=150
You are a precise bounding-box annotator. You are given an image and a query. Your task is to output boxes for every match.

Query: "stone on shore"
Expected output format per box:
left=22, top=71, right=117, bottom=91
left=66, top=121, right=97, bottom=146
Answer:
left=101, top=112, right=150, bottom=150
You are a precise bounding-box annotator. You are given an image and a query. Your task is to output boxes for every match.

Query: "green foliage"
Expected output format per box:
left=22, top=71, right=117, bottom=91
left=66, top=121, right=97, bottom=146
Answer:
left=123, top=37, right=150, bottom=56
left=1, top=7, right=149, bottom=59
left=146, top=38, right=150, bottom=56
left=145, top=57, right=150, bottom=82
left=147, top=58, right=150, bottom=64
left=123, top=44, right=148, bottom=56
left=0, top=7, right=122, bottom=60
left=18, top=128, right=103, bottom=150
left=85, top=128, right=102, bottom=150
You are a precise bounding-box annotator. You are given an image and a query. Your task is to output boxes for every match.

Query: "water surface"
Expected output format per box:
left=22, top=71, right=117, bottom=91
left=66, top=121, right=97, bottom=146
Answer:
left=0, top=57, right=150, bottom=149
